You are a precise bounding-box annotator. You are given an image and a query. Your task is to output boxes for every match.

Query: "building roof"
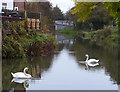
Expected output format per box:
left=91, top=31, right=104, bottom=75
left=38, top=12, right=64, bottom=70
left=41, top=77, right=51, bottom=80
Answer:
left=27, top=0, right=48, bottom=2
left=2, top=3, right=7, bottom=6
left=14, top=0, right=26, bottom=2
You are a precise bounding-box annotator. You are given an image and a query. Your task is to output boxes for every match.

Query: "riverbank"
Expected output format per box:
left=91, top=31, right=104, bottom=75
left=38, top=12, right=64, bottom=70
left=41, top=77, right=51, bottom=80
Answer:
left=56, top=26, right=119, bottom=49
left=78, top=26, right=119, bottom=48
left=55, top=27, right=78, bottom=38
left=2, top=21, right=57, bottom=59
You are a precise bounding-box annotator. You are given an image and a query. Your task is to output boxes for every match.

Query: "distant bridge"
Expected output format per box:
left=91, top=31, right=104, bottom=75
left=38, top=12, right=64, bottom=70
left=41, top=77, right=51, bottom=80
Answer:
left=54, top=20, right=74, bottom=30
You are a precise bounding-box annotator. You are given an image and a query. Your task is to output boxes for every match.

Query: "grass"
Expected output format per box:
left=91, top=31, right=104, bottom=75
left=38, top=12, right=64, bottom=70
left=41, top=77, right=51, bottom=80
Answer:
left=56, top=27, right=78, bottom=38
left=80, top=26, right=119, bottom=47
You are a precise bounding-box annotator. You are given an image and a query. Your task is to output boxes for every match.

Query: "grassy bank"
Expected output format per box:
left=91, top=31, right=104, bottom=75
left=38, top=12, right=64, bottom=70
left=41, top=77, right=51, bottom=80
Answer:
left=78, top=26, right=119, bottom=48
left=56, top=26, right=119, bottom=48
left=2, top=21, right=57, bottom=58
left=56, top=27, right=78, bottom=38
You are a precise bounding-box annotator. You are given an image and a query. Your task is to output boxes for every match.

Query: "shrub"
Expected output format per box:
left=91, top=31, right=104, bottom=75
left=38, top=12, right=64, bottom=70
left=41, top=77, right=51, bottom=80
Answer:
left=2, top=33, right=57, bottom=58
left=2, top=36, right=25, bottom=58
left=2, top=20, right=57, bottom=58
left=26, top=33, right=57, bottom=56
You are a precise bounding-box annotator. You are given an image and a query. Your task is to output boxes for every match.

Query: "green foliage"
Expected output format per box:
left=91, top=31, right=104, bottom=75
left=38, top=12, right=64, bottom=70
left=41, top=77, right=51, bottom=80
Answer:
left=2, top=21, right=57, bottom=58
left=56, top=27, right=78, bottom=38
left=103, top=2, right=120, bottom=28
left=109, top=34, right=119, bottom=41
left=26, top=2, right=55, bottom=31
left=52, top=6, right=65, bottom=20
left=19, top=11, right=26, bottom=18
left=3, top=21, right=10, bottom=30
left=79, top=26, right=119, bottom=47
left=2, top=36, right=25, bottom=58
left=71, top=2, right=120, bottom=28
left=71, top=3, right=114, bottom=30
left=71, top=2, right=96, bottom=22
left=26, top=33, right=57, bottom=56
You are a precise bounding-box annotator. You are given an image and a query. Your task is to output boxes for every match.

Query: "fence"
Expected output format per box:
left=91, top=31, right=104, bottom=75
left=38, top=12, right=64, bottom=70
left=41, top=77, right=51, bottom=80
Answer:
left=1, top=16, right=41, bottom=30
left=1, top=16, right=25, bottom=22
left=27, top=18, right=40, bottom=29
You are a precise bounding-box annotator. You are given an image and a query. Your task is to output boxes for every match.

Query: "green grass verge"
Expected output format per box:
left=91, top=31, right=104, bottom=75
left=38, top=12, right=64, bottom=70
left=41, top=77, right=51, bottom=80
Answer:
left=56, top=27, right=78, bottom=38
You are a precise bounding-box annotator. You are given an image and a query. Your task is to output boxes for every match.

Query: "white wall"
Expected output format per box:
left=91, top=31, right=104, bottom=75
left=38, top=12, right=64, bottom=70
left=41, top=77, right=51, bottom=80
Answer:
left=0, top=0, right=14, bottom=13
left=55, top=25, right=67, bottom=30
left=0, top=1, right=2, bottom=13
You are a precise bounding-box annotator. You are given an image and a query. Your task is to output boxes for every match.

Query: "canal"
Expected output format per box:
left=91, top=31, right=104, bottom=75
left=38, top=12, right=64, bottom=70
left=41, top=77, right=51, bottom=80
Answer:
left=2, top=34, right=119, bottom=91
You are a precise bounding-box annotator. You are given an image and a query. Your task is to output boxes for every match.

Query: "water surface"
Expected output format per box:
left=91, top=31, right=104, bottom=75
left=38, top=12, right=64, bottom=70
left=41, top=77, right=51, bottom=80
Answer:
left=2, top=35, right=119, bottom=91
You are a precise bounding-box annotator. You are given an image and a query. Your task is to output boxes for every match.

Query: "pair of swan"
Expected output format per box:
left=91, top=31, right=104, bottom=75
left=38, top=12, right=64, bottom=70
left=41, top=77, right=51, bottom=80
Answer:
left=11, top=67, right=32, bottom=79
left=84, top=54, right=99, bottom=68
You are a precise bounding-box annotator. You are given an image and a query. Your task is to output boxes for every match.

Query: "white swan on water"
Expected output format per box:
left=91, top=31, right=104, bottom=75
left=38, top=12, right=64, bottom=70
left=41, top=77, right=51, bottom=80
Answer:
left=11, top=67, right=32, bottom=79
left=85, top=54, right=99, bottom=67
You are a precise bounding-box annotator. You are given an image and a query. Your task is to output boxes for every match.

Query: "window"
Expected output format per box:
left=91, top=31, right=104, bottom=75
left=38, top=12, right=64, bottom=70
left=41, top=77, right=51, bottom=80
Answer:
left=2, top=3, right=7, bottom=9
left=14, top=7, right=18, bottom=11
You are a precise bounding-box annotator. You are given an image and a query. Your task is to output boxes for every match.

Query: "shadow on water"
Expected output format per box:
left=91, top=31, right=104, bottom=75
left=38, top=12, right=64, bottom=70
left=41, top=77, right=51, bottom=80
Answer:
left=57, top=35, right=119, bottom=84
left=2, top=34, right=119, bottom=91
left=2, top=54, right=54, bottom=91
left=74, top=37, right=119, bottom=85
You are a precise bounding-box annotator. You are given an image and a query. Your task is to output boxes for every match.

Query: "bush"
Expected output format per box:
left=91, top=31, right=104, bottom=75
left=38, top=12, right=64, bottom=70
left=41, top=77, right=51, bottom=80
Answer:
left=2, top=36, right=25, bottom=58
left=2, top=20, right=57, bottom=58
left=2, top=33, right=57, bottom=58
left=26, top=33, right=57, bottom=56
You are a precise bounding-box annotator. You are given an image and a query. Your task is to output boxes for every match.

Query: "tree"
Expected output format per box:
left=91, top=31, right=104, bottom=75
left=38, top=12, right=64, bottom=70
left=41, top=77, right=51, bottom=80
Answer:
left=52, top=6, right=65, bottom=20
left=67, top=3, right=113, bottom=30
left=26, top=2, right=54, bottom=30
left=71, top=2, right=120, bottom=28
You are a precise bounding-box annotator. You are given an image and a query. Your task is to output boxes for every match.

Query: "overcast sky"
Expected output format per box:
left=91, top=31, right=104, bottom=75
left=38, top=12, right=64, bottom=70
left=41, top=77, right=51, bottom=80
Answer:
left=49, top=0, right=75, bottom=13
left=0, top=0, right=74, bottom=13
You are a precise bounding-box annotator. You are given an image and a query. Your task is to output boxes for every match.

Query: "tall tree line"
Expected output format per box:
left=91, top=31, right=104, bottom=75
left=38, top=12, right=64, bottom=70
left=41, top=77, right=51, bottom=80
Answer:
left=71, top=2, right=120, bottom=30
left=26, top=2, right=65, bottom=31
left=65, top=3, right=114, bottom=30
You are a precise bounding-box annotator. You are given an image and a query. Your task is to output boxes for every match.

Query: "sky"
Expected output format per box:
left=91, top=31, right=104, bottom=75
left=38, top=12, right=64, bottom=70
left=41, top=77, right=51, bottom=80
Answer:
left=0, top=0, right=13, bottom=12
left=0, top=0, right=75, bottom=13
left=49, top=0, right=75, bottom=13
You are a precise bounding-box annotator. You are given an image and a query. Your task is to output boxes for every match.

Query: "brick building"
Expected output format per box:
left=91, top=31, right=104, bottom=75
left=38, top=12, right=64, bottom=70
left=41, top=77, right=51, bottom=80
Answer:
left=14, top=0, right=26, bottom=11
left=0, top=0, right=26, bottom=12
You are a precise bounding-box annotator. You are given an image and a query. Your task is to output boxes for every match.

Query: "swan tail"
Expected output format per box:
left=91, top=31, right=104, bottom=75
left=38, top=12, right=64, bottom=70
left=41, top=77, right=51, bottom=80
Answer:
left=11, top=72, right=14, bottom=77
left=96, top=60, right=99, bottom=62
left=11, top=79, right=14, bottom=82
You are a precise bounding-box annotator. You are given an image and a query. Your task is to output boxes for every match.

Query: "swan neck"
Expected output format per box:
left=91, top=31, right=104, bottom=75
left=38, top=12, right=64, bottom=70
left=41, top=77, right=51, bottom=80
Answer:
left=24, top=68, right=28, bottom=76
left=86, top=55, right=89, bottom=61
left=85, top=62, right=89, bottom=69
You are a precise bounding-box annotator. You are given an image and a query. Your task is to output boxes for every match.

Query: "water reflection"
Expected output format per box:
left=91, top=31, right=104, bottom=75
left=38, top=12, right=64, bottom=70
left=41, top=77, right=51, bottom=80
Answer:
left=56, top=35, right=119, bottom=86
left=2, top=34, right=119, bottom=91
left=72, top=38, right=119, bottom=85
left=78, top=60, right=100, bottom=70
left=11, top=78, right=30, bottom=88
left=2, top=54, right=54, bottom=91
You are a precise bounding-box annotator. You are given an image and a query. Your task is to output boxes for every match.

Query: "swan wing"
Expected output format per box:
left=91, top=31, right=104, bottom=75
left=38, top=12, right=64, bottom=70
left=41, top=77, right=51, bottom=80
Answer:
left=12, top=72, right=30, bottom=78
left=88, top=59, right=99, bottom=63
left=87, top=63, right=99, bottom=67
left=13, top=72, right=25, bottom=78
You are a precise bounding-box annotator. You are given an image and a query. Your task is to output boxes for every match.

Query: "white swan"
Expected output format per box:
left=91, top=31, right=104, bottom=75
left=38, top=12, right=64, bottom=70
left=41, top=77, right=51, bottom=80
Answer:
left=85, top=54, right=99, bottom=63
left=11, top=67, right=32, bottom=79
left=85, top=54, right=99, bottom=67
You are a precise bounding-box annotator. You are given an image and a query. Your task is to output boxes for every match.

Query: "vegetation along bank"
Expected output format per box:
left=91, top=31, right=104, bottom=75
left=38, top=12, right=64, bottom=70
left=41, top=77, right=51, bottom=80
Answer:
left=2, top=20, right=57, bottom=59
